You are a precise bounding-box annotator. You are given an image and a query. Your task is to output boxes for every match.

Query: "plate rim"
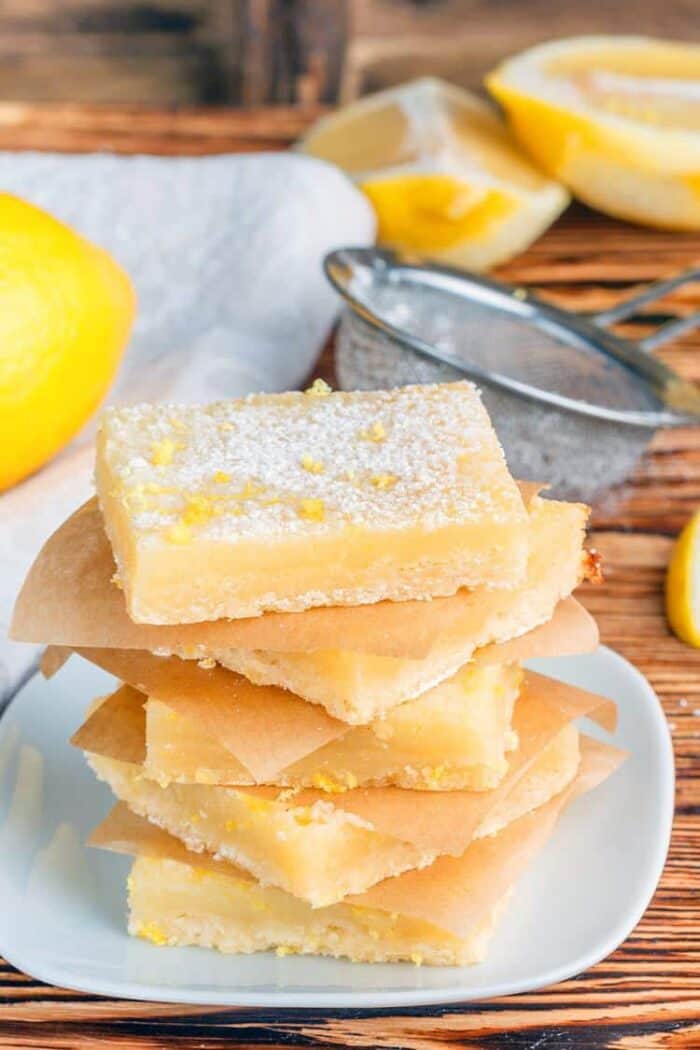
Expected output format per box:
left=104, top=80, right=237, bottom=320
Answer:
left=0, top=645, right=675, bottom=1010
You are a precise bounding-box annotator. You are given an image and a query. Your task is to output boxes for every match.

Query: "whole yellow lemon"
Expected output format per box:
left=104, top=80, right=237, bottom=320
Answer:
left=0, top=193, right=135, bottom=491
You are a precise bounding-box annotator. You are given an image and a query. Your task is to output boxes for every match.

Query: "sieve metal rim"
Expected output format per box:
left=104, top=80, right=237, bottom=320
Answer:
left=324, top=247, right=700, bottom=430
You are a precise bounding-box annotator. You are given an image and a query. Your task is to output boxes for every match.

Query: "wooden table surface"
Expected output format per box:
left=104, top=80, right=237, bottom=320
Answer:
left=0, top=104, right=698, bottom=1050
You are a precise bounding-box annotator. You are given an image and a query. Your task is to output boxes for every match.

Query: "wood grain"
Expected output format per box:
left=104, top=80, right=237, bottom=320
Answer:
left=0, top=105, right=698, bottom=1049
left=0, top=1, right=348, bottom=106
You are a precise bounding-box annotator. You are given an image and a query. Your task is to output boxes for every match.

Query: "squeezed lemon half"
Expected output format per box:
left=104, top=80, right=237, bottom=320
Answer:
left=299, top=77, right=569, bottom=270
left=487, top=36, right=700, bottom=230
left=666, top=510, right=700, bottom=646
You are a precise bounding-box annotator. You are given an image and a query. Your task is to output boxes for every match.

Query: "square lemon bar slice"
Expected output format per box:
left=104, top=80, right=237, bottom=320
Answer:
left=145, top=663, right=521, bottom=792
left=125, top=853, right=507, bottom=965
left=95, top=806, right=512, bottom=967
left=96, top=382, right=528, bottom=624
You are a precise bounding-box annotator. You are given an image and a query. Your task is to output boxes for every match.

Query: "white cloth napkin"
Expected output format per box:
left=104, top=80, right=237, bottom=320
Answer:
left=0, top=150, right=375, bottom=703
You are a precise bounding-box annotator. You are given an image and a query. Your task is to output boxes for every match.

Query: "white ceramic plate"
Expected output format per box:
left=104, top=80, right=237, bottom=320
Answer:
left=0, top=647, right=673, bottom=1008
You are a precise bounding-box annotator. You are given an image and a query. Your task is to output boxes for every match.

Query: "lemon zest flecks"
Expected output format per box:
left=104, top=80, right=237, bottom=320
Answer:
left=423, top=764, right=446, bottom=788
left=213, top=470, right=231, bottom=484
left=298, top=498, right=325, bottom=522
left=359, top=421, right=386, bottom=443
left=311, top=771, right=358, bottom=793
left=305, top=378, right=331, bottom=397
left=370, top=473, right=398, bottom=490
left=182, top=494, right=214, bottom=525
left=137, top=922, right=169, bottom=946
left=301, top=454, right=324, bottom=474
left=311, top=772, right=346, bottom=794
left=150, top=438, right=180, bottom=467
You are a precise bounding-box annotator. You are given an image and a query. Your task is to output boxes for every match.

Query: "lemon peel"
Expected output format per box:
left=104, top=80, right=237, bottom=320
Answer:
left=487, top=36, right=700, bottom=229
left=300, top=77, right=568, bottom=269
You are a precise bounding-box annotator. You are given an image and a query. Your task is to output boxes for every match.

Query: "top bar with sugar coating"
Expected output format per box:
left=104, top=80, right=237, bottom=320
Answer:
left=96, top=382, right=528, bottom=624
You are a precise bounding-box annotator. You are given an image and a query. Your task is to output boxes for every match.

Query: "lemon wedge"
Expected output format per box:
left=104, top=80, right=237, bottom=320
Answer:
left=487, top=36, right=700, bottom=230
left=666, top=509, right=700, bottom=646
left=299, top=78, right=569, bottom=270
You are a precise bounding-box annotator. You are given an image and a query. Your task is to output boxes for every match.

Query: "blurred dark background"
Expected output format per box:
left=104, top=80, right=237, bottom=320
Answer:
left=0, top=0, right=696, bottom=107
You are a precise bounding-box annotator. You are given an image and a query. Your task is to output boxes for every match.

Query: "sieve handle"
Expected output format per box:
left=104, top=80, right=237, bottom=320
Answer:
left=637, top=311, right=700, bottom=352
left=592, top=267, right=700, bottom=351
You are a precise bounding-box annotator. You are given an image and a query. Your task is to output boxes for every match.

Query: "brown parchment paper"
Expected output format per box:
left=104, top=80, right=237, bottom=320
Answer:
left=67, top=599, right=600, bottom=780
left=72, top=685, right=147, bottom=765
left=72, top=648, right=342, bottom=781
left=74, top=669, right=617, bottom=857
left=11, top=488, right=589, bottom=659
left=90, top=735, right=625, bottom=940
left=40, top=593, right=596, bottom=686
left=475, top=597, right=598, bottom=665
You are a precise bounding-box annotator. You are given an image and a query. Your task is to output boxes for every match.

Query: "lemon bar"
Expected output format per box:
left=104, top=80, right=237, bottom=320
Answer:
left=145, top=663, right=521, bottom=791
left=96, top=382, right=528, bottom=624
left=92, top=806, right=512, bottom=966
left=170, top=494, right=589, bottom=721
left=83, top=717, right=580, bottom=906
left=126, top=855, right=506, bottom=965
left=11, top=491, right=595, bottom=661
left=91, top=736, right=624, bottom=965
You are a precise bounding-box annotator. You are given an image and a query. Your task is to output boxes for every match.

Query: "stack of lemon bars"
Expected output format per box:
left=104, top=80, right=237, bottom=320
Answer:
left=13, top=380, right=625, bottom=967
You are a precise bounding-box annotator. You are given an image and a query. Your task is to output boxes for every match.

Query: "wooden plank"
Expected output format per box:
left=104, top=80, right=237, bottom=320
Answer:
left=238, top=0, right=348, bottom=105
left=0, top=104, right=697, bottom=1048
left=0, top=101, right=322, bottom=154
left=0, top=1, right=348, bottom=105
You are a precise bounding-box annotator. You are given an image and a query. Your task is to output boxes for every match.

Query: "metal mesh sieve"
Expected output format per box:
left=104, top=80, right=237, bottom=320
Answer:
left=326, top=248, right=700, bottom=500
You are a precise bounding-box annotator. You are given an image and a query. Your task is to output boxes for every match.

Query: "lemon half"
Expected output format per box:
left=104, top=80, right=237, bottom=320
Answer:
left=299, top=78, right=569, bottom=270
left=487, top=36, right=700, bottom=230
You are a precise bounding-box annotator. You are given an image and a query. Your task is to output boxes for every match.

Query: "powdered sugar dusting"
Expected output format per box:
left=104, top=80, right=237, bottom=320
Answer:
left=98, top=382, right=525, bottom=544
